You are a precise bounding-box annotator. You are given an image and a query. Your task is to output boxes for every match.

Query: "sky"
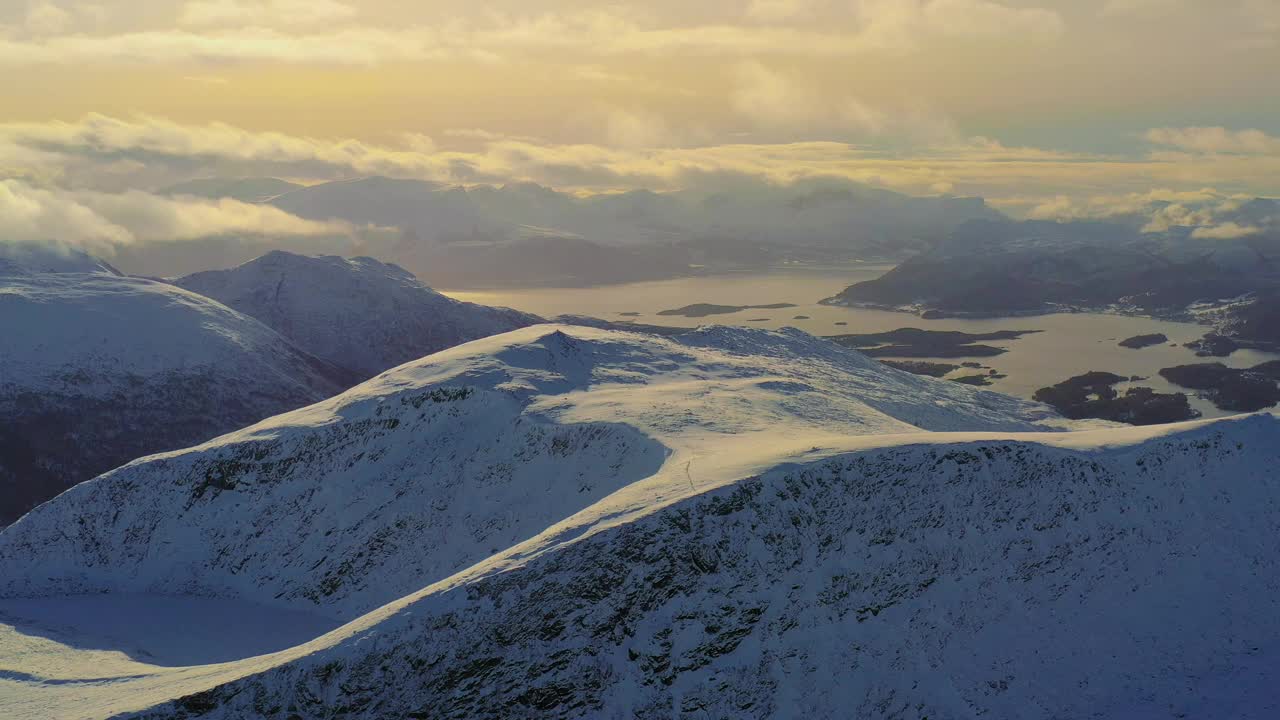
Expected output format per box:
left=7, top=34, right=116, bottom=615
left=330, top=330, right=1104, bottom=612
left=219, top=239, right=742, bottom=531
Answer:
left=0, top=0, right=1278, bottom=251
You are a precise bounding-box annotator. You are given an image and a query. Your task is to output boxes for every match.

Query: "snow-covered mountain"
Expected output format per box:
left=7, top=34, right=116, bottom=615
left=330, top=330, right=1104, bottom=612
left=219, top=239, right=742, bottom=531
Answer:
left=828, top=216, right=1280, bottom=317
left=3, top=324, right=1279, bottom=718
left=0, top=250, right=351, bottom=525
left=174, top=251, right=542, bottom=379
left=0, top=325, right=1058, bottom=614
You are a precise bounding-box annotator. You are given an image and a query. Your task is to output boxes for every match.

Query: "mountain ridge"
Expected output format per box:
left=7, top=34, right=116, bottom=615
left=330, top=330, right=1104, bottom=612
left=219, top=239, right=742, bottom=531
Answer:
left=5, top=324, right=1280, bottom=719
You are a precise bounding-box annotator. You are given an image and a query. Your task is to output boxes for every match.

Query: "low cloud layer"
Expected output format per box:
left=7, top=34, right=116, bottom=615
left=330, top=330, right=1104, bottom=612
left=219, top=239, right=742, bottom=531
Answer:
left=178, top=0, right=358, bottom=28
left=2, top=114, right=1277, bottom=210
left=1146, top=127, right=1280, bottom=156
left=0, top=179, right=356, bottom=257
left=1025, top=188, right=1276, bottom=239
left=0, top=2, right=1065, bottom=66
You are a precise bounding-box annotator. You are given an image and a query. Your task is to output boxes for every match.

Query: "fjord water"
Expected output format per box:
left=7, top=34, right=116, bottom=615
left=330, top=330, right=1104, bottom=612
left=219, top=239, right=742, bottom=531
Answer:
left=445, top=266, right=1280, bottom=419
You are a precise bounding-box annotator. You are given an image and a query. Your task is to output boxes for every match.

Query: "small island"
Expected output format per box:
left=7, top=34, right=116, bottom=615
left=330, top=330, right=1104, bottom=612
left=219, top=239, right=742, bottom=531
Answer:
left=657, top=302, right=797, bottom=318
left=951, top=371, right=1007, bottom=386
left=1118, top=333, right=1168, bottom=349
left=879, top=360, right=961, bottom=378
left=826, top=328, right=1040, bottom=358
left=1158, top=361, right=1280, bottom=412
left=1033, top=372, right=1198, bottom=425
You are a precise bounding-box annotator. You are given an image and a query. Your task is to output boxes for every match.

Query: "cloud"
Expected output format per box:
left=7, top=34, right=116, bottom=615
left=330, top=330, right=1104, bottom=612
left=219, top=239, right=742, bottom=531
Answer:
left=178, top=0, right=358, bottom=28
left=851, top=0, right=1064, bottom=51
left=0, top=27, right=439, bottom=66
left=1190, top=222, right=1262, bottom=239
left=1024, top=187, right=1274, bottom=239
left=595, top=108, right=682, bottom=150
left=0, top=179, right=357, bottom=257
left=0, top=3, right=1063, bottom=67
left=1025, top=188, right=1227, bottom=221
left=1100, top=0, right=1182, bottom=16
left=746, top=0, right=818, bottom=22
left=1241, top=0, right=1280, bottom=43
left=24, top=1, right=71, bottom=35
left=1146, top=127, right=1280, bottom=155
left=729, top=62, right=958, bottom=143
left=0, top=113, right=452, bottom=184
left=2, top=114, right=1278, bottom=212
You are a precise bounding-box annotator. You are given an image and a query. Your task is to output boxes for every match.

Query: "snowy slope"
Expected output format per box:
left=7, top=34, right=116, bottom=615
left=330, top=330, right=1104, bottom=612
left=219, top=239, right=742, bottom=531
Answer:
left=174, top=251, right=541, bottom=378
left=3, top=325, right=1279, bottom=718
left=125, top=416, right=1280, bottom=720
left=0, top=256, right=351, bottom=525
left=0, top=325, right=1058, bottom=618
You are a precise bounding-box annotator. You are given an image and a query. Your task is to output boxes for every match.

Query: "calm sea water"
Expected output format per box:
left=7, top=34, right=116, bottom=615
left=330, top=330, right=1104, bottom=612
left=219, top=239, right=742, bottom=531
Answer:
left=444, top=266, right=1280, bottom=419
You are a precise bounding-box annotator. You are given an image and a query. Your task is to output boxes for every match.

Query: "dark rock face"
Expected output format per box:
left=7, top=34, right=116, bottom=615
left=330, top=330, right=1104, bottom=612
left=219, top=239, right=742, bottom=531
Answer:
left=1119, top=333, right=1168, bottom=349
left=1159, top=362, right=1280, bottom=412
left=1033, top=372, right=1198, bottom=425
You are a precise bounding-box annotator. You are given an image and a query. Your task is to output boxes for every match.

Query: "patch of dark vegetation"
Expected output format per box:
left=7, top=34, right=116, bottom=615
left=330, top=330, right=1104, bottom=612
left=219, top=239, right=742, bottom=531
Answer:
left=1033, top=371, right=1199, bottom=425
left=1119, top=333, right=1168, bottom=349
left=1185, top=333, right=1241, bottom=357
left=1159, top=361, right=1280, bottom=412
left=618, top=312, right=642, bottom=317
left=657, top=303, right=797, bottom=318
left=792, top=315, right=811, bottom=320
left=879, top=360, right=961, bottom=378
left=826, top=328, right=1040, bottom=358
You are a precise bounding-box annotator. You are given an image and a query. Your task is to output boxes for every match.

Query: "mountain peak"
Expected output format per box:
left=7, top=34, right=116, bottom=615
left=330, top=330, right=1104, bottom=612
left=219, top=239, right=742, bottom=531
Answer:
left=176, top=252, right=541, bottom=378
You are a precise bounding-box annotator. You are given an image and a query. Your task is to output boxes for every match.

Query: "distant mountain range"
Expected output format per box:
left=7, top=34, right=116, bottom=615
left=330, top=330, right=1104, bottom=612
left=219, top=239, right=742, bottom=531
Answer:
left=149, top=175, right=1000, bottom=286
left=4, top=324, right=1280, bottom=717
left=828, top=209, right=1280, bottom=328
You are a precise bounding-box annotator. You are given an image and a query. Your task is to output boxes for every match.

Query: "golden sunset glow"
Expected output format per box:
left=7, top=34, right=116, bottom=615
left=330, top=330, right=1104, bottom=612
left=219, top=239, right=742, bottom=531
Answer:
left=0, top=0, right=1276, bottom=253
